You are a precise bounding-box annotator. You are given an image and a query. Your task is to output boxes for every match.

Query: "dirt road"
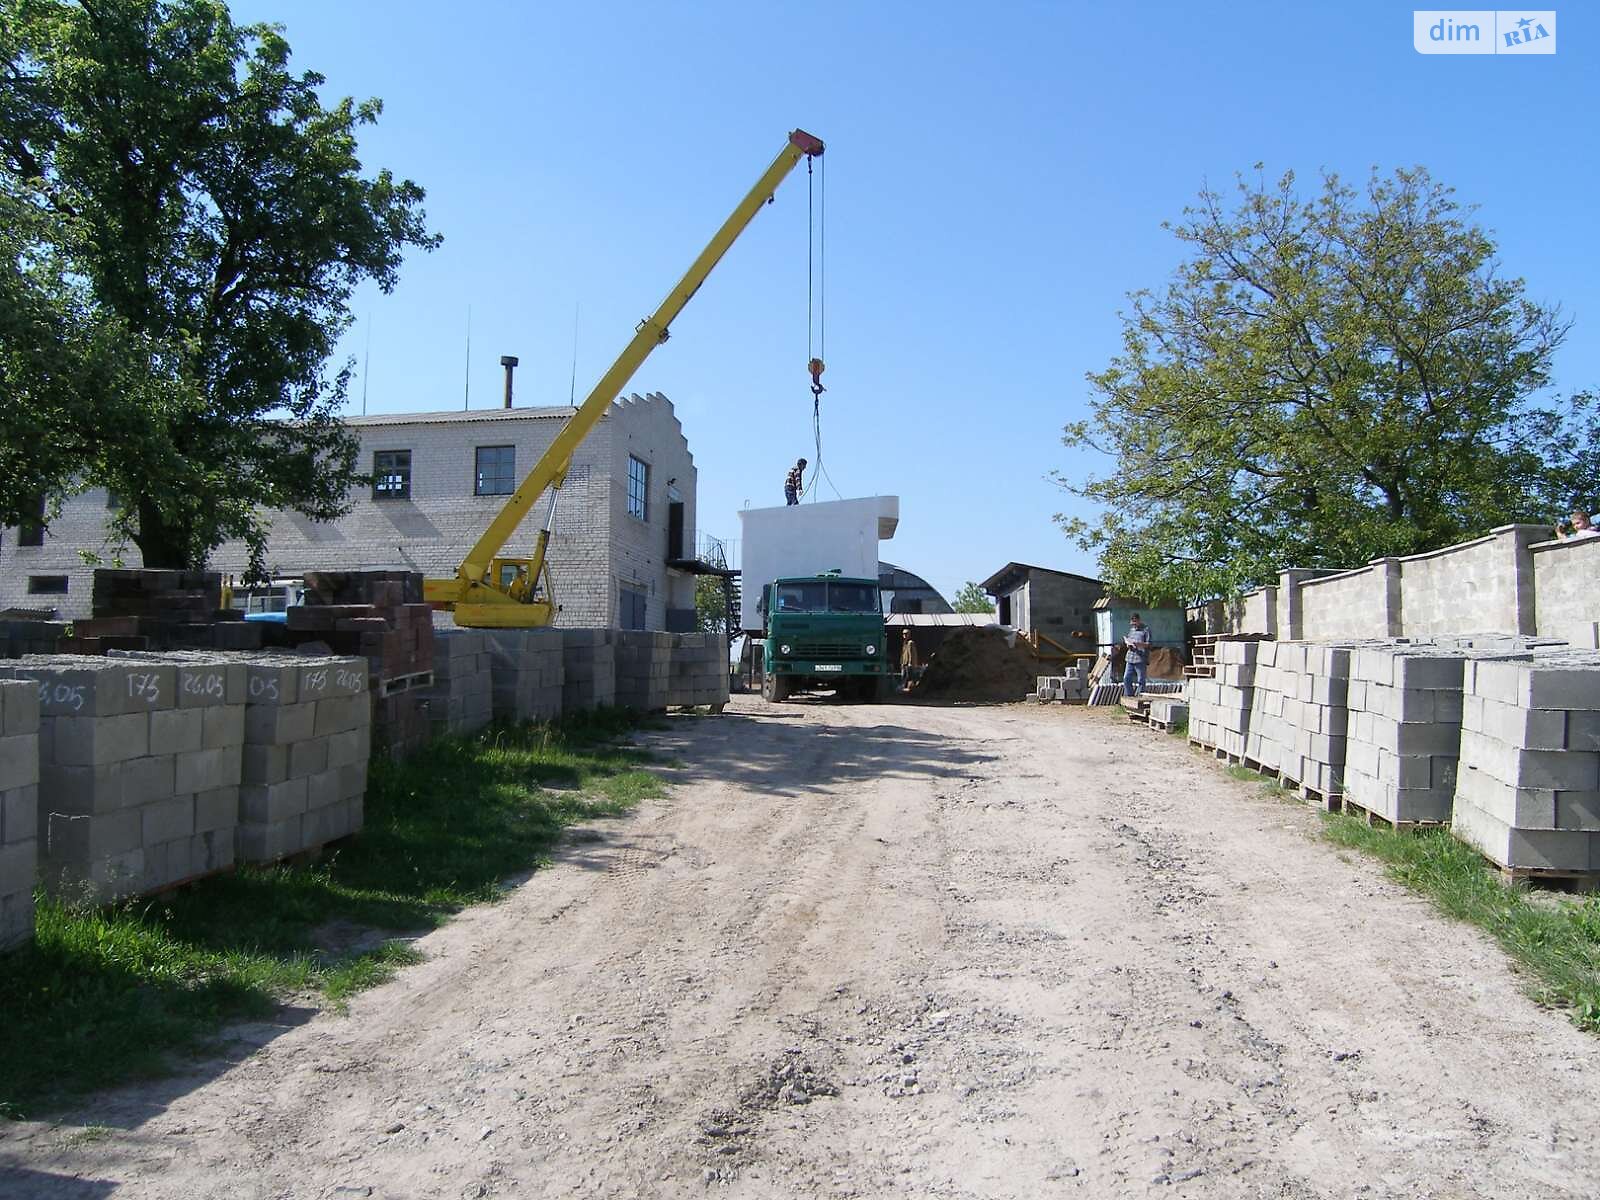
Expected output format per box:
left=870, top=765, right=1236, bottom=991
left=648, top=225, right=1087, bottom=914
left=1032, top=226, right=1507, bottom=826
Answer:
left=5, top=697, right=1600, bottom=1199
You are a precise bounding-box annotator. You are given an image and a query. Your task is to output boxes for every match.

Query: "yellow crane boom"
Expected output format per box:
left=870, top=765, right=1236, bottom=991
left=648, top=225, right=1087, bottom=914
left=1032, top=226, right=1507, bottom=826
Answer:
left=423, top=128, right=825, bottom=628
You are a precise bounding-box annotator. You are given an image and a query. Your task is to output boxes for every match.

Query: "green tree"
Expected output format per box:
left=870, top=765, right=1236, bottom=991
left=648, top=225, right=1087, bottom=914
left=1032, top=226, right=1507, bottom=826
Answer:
left=696, top=574, right=729, bottom=635
left=0, top=0, right=439, bottom=570
left=951, top=581, right=995, bottom=614
left=1057, top=166, right=1599, bottom=602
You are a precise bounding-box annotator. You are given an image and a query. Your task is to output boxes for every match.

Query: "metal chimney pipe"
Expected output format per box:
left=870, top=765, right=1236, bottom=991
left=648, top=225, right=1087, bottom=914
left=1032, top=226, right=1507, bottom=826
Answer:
left=500, top=355, right=519, bottom=409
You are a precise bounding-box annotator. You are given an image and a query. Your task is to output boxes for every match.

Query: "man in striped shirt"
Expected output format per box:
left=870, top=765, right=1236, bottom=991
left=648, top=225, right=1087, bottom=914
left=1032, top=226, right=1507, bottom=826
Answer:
left=784, top=458, right=807, bottom=506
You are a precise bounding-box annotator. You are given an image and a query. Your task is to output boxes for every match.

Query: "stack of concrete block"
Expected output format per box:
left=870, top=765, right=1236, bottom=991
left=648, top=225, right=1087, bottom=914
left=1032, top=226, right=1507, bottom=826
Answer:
left=1031, top=668, right=1087, bottom=703
left=235, top=654, right=370, bottom=863
left=614, top=631, right=673, bottom=713
left=666, top=634, right=730, bottom=708
left=1343, top=645, right=1468, bottom=824
left=561, top=629, right=617, bottom=712
left=425, top=629, right=493, bottom=737
left=1452, top=653, right=1600, bottom=874
left=1147, top=696, right=1188, bottom=730
left=486, top=629, right=565, bottom=723
left=0, top=680, right=39, bottom=949
left=1260, top=643, right=1352, bottom=797
left=1188, top=640, right=1260, bottom=757
left=3, top=656, right=238, bottom=902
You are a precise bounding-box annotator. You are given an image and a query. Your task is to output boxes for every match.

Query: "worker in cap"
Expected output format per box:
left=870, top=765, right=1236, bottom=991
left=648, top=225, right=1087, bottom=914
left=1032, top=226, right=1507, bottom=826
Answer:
left=784, top=458, right=807, bottom=506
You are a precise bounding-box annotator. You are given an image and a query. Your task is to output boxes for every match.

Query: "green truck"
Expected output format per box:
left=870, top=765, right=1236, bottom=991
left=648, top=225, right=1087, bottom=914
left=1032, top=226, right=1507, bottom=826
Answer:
left=759, top=573, right=891, bottom=703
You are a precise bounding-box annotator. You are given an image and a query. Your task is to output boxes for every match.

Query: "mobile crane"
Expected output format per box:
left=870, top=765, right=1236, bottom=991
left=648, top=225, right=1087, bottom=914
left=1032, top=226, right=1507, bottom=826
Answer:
left=423, top=129, right=826, bottom=628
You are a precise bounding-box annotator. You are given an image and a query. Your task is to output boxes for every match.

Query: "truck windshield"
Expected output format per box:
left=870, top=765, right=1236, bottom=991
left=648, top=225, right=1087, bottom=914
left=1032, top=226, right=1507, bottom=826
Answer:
left=773, top=581, right=879, bottom=614
left=827, top=583, right=879, bottom=613
left=775, top=582, right=828, bottom=612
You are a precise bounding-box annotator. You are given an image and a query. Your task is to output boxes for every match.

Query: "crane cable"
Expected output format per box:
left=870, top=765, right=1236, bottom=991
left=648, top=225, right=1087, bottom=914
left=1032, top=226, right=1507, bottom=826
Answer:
left=806, top=153, right=842, bottom=501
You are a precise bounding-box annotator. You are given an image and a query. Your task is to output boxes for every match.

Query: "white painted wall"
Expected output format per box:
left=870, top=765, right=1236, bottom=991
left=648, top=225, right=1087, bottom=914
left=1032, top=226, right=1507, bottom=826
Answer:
left=736, top=496, right=899, bottom=632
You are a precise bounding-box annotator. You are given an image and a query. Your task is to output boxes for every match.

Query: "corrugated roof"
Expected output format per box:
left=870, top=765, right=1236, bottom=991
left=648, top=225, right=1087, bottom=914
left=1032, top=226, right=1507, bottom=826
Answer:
left=884, top=613, right=1003, bottom=627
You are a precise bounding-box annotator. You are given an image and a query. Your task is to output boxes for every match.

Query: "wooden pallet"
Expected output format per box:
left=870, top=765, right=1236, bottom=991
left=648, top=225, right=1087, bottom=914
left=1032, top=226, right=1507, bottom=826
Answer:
left=1335, top=796, right=1445, bottom=833
left=1488, top=862, right=1600, bottom=893
left=378, top=669, right=434, bottom=698
left=1278, top=772, right=1343, bottom=812
left=1148, top=716, right=1184, bottom=734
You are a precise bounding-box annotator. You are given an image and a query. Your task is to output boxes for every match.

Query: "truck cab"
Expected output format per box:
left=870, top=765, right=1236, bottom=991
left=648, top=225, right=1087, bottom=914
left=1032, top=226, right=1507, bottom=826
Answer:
left=760, top=573, right=889, bottom=702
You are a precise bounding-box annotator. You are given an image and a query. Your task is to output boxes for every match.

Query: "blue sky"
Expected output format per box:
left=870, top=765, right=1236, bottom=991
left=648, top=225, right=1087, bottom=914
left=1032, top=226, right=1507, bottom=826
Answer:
left=231, top=1, right=1597, bottom=602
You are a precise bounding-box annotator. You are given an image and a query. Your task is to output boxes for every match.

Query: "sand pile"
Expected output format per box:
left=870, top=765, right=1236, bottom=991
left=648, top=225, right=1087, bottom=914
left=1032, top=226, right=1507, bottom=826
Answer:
left=913, top=627, right=1040, bottom=701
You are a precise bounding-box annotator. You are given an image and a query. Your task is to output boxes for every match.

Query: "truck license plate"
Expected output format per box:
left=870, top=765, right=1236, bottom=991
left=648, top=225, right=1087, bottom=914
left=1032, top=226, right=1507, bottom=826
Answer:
left=814, top=664, right=843, bottom=672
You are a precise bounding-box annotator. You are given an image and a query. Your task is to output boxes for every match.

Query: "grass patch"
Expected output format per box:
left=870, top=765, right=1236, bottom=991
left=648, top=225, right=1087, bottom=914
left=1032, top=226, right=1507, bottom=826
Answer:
left=0, top=708, right=664, bottom=1113
left=1320, top=813, right=1600, bottom=1031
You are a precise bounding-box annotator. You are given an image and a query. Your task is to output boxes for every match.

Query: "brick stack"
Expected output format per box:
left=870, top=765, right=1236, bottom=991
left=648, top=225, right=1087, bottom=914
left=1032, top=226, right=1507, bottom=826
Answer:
left=1188, top=640, right=1259, bottom=757
left=3, top=656, right=238, bottom=902
left=561, top=629, right=617, bottom=712
left=235, top=654, right=370, bottom=863
left=0, top=618, right=70, bottom=659
left=1452, top=653, right=1600, bottom=874
left=295, top=572, right=433, bottom=760
left=293, top=572, right=433, bottom=681
left=485, top=629, right=565, bottom=722
left=75, top=569, right=227, bottom=652
left=614, top=632, right=673, bottom=713
left=666, top=634, right=730, bottom=708
left=0, top=680, right=39, bottom=949
left=425, top=629, right=494, bottom=737
left=1343, top=646, right=1469, bottom=824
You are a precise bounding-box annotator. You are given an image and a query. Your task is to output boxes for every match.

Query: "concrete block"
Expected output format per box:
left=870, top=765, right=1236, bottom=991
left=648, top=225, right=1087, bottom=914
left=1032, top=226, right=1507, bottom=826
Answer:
left=243, top=661, right=300, bottom=706
left=1393, top=655, right=1466, bottom=691
left=244, top=701, right=317, bottom=745
left=242, top=743, right=290, bottom=784
left=174, top=662, right=247, bottom=707
left=0, top=733, right=39, bottom=791
left=48, top=808, right=141, bottom=862
left=194, top=787, right=237, bottom=834
left=175, top=747, right=239, bottom=794
left=240, top=777, right=309, bottom=824
left=313, top=694, right=367, bottom=736
left=141, top=796, right=195, bottom=845
left=306, top=768, right=341, bottom=812
left=2, top=784, right=38, bottom=845
left=1567, top=711, right=1600, bottom=752
left=202, top=705, right=246, bottom=750
left=1453, top=796, right=1593, bottom=871
left=1525, top=665, right=1600, bottom=712
left=122, top=753, right=177, bottom=808
left=289, top=736, right=330, bottom=779
left=2, top=682, right=40, bottom=737
left=48, top=713, right=150, bottom=766
left=149, top=708, right=205, bottom=756
left=236, top=818, right=304, bottom=864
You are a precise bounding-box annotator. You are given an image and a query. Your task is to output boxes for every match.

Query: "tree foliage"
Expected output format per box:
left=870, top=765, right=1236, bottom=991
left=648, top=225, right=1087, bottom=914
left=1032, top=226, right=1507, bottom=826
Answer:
left=0, top=0, right=439, bottom=570
left=1057, top=166, right=1599, bottom=602
left=695, top=574, right=729, bottom=635
left=951, top=581, right=995, bottom=614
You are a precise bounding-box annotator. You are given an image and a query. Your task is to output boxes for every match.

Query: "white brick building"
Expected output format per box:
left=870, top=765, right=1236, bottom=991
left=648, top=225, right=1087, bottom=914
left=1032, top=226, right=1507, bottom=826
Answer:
left=0, top=392, right=701, bottom=630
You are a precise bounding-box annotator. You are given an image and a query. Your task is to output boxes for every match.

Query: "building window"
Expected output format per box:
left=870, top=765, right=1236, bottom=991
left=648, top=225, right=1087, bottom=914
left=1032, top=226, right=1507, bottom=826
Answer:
left=373, top=450, right=411, bottom=500
left=627, top=455, right=649, bottom=521
left=18, top=494, right=45, bottom=547
left=27, top=575, right=68, bottom=595
left=475, top=445, right=516, bottom=496
left=620, top=585, right=647, bottom=630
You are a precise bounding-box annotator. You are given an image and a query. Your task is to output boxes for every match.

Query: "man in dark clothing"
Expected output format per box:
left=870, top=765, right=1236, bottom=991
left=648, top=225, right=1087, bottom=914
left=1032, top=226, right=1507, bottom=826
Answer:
left=784, top=458, right=807, bottom=506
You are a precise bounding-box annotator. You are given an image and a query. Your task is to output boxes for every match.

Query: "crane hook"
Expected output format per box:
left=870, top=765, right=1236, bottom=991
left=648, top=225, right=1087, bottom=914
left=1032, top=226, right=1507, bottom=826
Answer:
left=808, top=357, right=825, bottom=397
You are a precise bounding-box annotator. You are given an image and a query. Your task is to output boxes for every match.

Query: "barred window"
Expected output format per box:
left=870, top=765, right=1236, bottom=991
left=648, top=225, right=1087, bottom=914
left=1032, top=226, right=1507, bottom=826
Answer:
left=627, top=455, right=649, bottom=521
left=373, top=450, right=411, bottom=500
left=475, top=445, right=515, bottom=496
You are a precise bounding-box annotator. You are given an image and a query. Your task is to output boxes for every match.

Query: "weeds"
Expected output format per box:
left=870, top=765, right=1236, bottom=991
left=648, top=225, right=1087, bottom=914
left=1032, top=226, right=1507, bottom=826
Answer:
left=0, top=709, right=664, bottom=1112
